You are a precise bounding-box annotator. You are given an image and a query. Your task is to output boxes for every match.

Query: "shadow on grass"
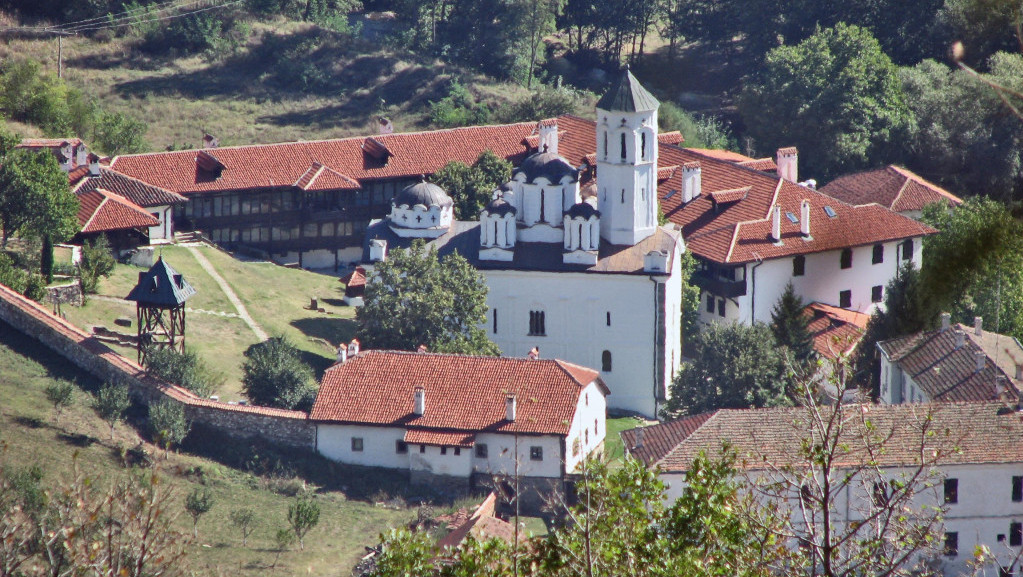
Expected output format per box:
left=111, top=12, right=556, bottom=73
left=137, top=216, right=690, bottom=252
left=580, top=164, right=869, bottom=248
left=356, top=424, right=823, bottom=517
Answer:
left=58, top=432, right=97, bottom=448
left=290, top=317, right=358, bottom=347
left=0, top=319, right=102, bottom=391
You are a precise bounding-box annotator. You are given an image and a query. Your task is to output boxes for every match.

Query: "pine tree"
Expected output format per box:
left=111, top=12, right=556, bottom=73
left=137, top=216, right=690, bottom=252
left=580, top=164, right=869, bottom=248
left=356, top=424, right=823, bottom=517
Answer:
left=40, top=234, right=53, bottom=283
left=770, top=283, right=816, bottom=364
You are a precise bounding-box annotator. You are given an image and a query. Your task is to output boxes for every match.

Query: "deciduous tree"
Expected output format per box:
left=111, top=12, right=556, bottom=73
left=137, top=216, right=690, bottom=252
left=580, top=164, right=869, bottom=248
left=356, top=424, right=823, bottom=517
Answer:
left=357, top=239, right=499, bottom=355
left=663, top=322, right=792, bottom=418
left=241, top=336, right=316, bottom=410
left=0, top=148, right=79, bottom=247
left=93, top=381, right=132, bottom=440
left=287, top=497, right=321, bottom=550
left=185, top=487, right=214, bottom=538
left=148, top=399, right=191, bottom=457
left=44, top=379, right=74, bottom=423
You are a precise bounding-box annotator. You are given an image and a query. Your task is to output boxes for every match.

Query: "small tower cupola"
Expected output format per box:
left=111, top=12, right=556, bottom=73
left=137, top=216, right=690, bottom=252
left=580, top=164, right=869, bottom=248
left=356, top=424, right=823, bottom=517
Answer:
left=479, top=194, right=518, bottom=262
left=388, top=181, right=454, bottom=238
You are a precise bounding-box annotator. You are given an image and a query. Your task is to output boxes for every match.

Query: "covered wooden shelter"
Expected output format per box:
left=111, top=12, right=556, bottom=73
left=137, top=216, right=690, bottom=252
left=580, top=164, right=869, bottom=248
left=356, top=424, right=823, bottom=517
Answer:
left=125, top=257, right=196, bottom=364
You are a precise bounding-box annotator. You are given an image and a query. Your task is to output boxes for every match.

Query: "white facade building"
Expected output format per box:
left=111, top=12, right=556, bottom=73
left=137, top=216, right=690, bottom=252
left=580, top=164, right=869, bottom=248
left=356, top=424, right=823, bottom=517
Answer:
left=362, top=70, right=684, bottom=418
left=621, top=402, right=1023, bottom=577
left=878, top=316, right=1023, bottom=404
left=309, top=349, right=609, bottom=483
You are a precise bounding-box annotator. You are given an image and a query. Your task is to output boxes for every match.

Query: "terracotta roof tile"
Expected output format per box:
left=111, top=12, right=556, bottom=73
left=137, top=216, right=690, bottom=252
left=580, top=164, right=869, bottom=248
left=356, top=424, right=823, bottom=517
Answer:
left=804, top=302, right=868, bottom=359
left=310, top=350, right=603, bottom=436
left=404, top=429, right=475, bottom=447
left=78, top=189, right=160, bottom=234
left=878, top=323, right=1023, bottom=402
left=820, top=165, right=963, bottom=214
left=657, top=131, right=684, bottom=145
left=620, top=412, right=717, bottom=465
left=70, top=167, right=186, bottom=207
left=657, top=165, right=679, bottom=181
left=737, top=157, right=778, bottom=171
left=437, top=493, right=518, bottom=550
left=627, top=401, right=1023, bottom=473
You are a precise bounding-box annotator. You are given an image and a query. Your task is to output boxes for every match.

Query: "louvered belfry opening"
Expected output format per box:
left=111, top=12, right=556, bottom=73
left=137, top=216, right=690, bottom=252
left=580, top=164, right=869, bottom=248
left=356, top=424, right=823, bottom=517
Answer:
left=124, top=256, right=197, bottom=365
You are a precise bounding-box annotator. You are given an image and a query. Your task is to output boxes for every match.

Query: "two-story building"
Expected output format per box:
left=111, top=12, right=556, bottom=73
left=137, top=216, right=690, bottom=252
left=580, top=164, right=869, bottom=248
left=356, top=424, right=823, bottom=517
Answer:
left=309, top=349, right=608, bottom=508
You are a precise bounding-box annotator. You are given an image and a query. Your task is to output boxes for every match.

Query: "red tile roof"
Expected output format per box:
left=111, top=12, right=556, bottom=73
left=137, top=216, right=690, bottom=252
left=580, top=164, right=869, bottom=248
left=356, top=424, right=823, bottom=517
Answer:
left=18, top=137, right=84, bottom=149
left=340, top=266, right=367, bottom=298
left=70, top=166, right=187, bottom=208
left=624, top=401, right=1023, bottom=473
left=404, top=429, right=475, bottom=447
left=619, top=412, right=717, bottom=465
left=657, top=146, right=938, bottom=264
left=878, top=323, right=1023, bottom=402
left=819, top=165, right=963, bottom=214
left=436, top=493, right=518, bottom=550
left=804, top=302, right=868, bottom=360
left=309, top=350, right=605, bottom=437
left=78, top=188, right=160, bottom=234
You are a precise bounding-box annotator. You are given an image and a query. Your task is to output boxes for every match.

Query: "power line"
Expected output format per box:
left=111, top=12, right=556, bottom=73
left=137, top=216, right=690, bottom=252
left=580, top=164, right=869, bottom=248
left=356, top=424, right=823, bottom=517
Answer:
left=41, top=0, right=197, bottom=32
left=54, top=0, right=220, bottom=33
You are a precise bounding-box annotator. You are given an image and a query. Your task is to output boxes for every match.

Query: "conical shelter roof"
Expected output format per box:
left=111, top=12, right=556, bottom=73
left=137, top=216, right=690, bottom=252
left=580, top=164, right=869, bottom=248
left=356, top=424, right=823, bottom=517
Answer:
left=125, top=257, right=196, bottom=307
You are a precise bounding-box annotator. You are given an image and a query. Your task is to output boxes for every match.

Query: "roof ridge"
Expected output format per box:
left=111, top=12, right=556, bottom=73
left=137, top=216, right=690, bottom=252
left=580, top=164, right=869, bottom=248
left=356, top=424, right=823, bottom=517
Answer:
left=80, top=193, right=108, bottom=232
left=653, top=409, right=720, bottom=468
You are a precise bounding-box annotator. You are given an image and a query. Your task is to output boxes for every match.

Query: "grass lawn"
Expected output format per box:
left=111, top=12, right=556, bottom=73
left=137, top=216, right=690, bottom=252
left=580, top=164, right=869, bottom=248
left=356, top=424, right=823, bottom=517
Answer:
left=604, top=416, right=648, bottom=464
left=0, top=320, right=412, bottom=577
left=61, top=245, right=356, bottom=399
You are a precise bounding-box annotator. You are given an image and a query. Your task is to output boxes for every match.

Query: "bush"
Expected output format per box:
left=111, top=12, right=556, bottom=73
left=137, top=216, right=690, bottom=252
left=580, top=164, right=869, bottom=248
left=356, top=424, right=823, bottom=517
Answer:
left=658, top=102, right=736, bottom=151
left=429, top=81, right=490, bottom=128
left=144, top=347, right=222, bottom=398
left=0, top=58, right=71, bottom=135
left=497, top=80, right=590, bottom=122
left=93, top=109, right=149, bottom=155
left=79, top=236, right=116, bottom=294
left=242, top=336, right=316, bottom=410
left=148, top=399, right=191, bottom=454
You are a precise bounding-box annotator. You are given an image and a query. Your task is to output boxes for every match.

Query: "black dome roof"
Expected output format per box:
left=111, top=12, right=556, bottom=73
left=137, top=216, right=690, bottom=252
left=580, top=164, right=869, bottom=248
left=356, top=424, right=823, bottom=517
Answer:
left=393, top=181, right=453, bottom=208
left=566, top=200, right=600, bottom=219
left=484, top=197, right=516, bottom=217
left=517, top=151, right=577, bottom=184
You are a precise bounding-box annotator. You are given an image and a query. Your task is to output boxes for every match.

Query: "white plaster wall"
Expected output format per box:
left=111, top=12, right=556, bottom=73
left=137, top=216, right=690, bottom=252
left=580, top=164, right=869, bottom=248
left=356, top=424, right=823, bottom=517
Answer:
left=298, top=247, right=363, bottom=269
left=485, top=268, right=679, bottom=417
left=316, top=424, right=408, bottom=468
left=410, top=444, right=472, bottom=477
left=471, top=433, right=564, bottom=478
left=702, top=239, right=922, bottom=326
left=564, top=381, right=608, bottom=473
left=148, top=205, right=173, bottom=242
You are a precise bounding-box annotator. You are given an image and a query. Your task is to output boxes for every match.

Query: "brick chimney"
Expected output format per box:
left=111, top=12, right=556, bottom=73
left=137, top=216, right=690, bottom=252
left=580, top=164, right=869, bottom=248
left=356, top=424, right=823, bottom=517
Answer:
left=528, top=346, right=539, bottom=360
left=505, top=394, right=516, bottom=421
left=771, top=206, right=782, bottom=243
left=995, top=375, right=1008, bottom=397
left=941, top=312, right=951, bottom=332
left=634, top=427, right=644, bottom=449
left=975, top=350, right=986, bottom=373
left=974, top=316, right=983, bottom=336
left=954, top=330, right=965, bottom=349
left=800, top=199, right=811, bottom=238
left=777, top=147, right=798, bottom=182
left=413, top=386, right=425, bottom=416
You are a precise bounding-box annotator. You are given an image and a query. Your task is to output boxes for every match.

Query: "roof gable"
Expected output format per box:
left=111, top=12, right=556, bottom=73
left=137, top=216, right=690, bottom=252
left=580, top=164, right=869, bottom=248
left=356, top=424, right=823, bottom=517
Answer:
left=77, top=188, right=160, bottom=234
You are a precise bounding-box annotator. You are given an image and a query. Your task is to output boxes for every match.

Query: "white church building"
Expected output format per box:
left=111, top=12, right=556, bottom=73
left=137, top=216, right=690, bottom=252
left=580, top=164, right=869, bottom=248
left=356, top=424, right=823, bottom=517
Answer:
left=362, top=71, right=684, bottom=418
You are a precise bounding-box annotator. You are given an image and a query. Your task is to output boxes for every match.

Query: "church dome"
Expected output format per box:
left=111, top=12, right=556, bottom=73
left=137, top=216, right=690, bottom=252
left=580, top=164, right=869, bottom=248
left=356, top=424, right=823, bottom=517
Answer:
left=566, top=199, right=600, bottom=219
left=517, top=151, right=577, bottom=184
left=393, top=181, right=453, bottom=208
left=484, top=196, right=516, bottom=217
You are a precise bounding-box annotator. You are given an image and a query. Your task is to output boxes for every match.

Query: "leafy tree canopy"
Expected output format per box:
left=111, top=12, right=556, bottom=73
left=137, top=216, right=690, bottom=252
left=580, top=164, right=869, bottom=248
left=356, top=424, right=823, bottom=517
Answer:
left=663, top=322, right=793, bottom=418
left=0, top=147, right=79, bottom=247
left=241, top=336, right=317, bottom=411
left=357, top=239, right=499, bottom=355
left=739, top=24, right=911, bottom=181
left=430, top=150, right=511, bottom=219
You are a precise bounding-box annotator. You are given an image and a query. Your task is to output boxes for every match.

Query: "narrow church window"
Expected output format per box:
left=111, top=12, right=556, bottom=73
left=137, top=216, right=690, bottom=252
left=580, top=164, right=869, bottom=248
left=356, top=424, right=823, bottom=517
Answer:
left=706, top=294, right=714, bottom=313
left=529, top=310, right=546, bottom=336
left=620, top=133, right=627, bottom=161
left=606, top=311, right=611, bottom=326
left=717, top=299, right=725, bottom=317
left=493, top=308, right=498, bottom=334
left=641, top=132, right=647, bottom=160
left=603, top=131, right=608, bottom=157
left=540, top=189, right=546, bottom=222
left=602, top=350, right=612, bottom=372
left=621, top=189, right=625, bottom=204
left=793, top=255, right=805, bottom=276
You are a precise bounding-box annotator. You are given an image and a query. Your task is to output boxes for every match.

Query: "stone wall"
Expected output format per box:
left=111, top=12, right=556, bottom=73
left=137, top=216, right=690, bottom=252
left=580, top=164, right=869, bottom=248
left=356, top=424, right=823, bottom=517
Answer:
left=0, top=283, right=314, bottom=449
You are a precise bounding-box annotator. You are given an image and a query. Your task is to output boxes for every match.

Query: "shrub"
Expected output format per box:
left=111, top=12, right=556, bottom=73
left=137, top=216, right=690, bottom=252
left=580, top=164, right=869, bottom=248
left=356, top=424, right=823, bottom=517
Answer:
left=497, top=80, right=590, bottom=122
left=658, top=102, right=736, bottom=151
left=78, top=236, right=115, bottom=294
left=93, top=109, right=149, bottom=155
left=148, top=399, right=191, bottom=455
left=144, top=347, right=222, bottom=398
left=44, top=379, right=75, bottom=423
left=241, top=336, right=316, bottom=410
left=429, top=81, right=490, bottom=128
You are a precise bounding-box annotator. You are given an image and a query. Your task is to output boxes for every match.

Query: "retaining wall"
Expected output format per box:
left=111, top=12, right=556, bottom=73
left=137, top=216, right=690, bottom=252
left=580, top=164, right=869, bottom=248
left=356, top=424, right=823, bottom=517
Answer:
left=0, top=283, right=315, bottom=449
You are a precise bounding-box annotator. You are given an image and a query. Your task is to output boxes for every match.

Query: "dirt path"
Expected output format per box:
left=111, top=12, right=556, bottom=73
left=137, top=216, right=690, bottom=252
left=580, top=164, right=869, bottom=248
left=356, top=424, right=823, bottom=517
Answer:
left=90, top=294, right=243, bottom=319
left=186, top=246, right=269, bottom=342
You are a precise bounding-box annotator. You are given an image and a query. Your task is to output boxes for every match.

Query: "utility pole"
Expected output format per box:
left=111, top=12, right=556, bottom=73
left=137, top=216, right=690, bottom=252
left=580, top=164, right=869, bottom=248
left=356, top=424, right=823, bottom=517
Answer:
left=52, top=31, right=72, bottom=78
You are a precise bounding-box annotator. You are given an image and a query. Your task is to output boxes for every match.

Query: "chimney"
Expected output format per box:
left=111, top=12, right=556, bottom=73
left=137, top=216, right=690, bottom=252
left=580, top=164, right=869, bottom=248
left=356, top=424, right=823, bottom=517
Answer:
left=347, top=338, right=360, bottom=357
left=1017, top=387, right=1023, bottom=411
left=76, top=144, right=88, bottom=168
left=682, top=162, right=701, bottom=203
left=975, top=350, right=986, bottom=373
left=336, top=343, right=347, bottom=364
left=941, top=312, right=951, bottom=332
left=771, top=205, right=782, bottom=243
left=377, top=116, right=394, bottom=135
left=369, top=238, right=387, bottom=262
left=634, top=427, right=644, bottom=449
left=88, top=153, right=101, bottom=177
left=974, top=316, right=983, bottom=336
left=528, top=346, right=539, bottom=360
left=995, top=376, right=1007, bottom=397
left=413, top=387, right=425, bottom=416
left=538, top=119, right=559, bottom=155
left=1016, top=364, right=1022, bottom=380
left=505, top=394, right=516, bottom=422
left=800, top=199, right=811, bottom=238
left=954, top=330, right=966, bottom=349
left=202, top=133, right=219, bottom=149
left=777, top=147, right=798, bottom=182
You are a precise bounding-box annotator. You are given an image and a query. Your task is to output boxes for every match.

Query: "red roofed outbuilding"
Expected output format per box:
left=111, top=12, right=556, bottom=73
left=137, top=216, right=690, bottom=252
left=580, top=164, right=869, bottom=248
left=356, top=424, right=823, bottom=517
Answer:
left=310, top=350, right=608, bottom=493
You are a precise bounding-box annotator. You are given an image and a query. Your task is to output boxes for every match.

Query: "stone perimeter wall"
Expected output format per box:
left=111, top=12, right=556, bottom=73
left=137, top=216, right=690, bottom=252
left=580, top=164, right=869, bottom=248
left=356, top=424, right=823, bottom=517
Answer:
left=0, top=283, right=315, bottom=449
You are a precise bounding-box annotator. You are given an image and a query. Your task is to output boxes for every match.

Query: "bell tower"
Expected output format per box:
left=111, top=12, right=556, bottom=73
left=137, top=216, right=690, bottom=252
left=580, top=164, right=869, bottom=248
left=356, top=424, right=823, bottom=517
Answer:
left=595, top=68, right=659, bottom=246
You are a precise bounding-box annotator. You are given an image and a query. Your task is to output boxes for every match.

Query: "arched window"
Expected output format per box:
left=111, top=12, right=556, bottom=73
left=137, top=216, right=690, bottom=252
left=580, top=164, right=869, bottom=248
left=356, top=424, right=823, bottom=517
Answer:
left=601, top=350, right=612, bottom=372
left=641, top=132, right=647, bottom=160
left=620, top=133, right=627, bottom=161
